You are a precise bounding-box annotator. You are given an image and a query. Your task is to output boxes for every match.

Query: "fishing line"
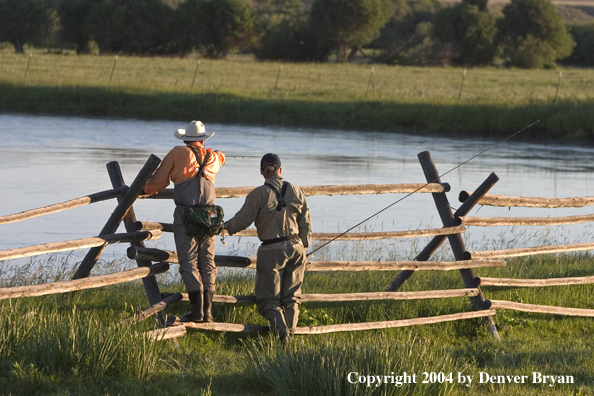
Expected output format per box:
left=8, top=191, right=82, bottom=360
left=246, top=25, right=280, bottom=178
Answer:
left=306, top=120, right=540, bottom=257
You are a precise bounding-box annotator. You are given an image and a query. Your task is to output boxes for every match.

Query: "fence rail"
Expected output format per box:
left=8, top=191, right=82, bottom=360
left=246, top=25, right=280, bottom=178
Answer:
left=487, top=300, right=594, bottom=317
left=468, top=241, right=594, bottom=260
left=459, top=191, right=594, bottom=208
left=458, top=214, right=594, bottom=227
left=128, top=246, right=505, bottom=271
left=166, top=310, right=497, bottom=336
left=164, top=288, right=481, bottom=304
left=135, top=221, right=467, bottom=240
left=476, top=276, right=594, bottom=287
left=0, top=230, right=161, bottom=262
left=0, top=262, right=169, bottom=300
left=143, top=183, right=450, bottom=200
left=0, top=186, right=128, bottom=225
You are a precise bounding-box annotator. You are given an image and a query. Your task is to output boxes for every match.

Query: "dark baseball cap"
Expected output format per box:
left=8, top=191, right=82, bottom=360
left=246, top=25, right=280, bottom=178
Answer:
left=260, top=153, right=281, bottom=170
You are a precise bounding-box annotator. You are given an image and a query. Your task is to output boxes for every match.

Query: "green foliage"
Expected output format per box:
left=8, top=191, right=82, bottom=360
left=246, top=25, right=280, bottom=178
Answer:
left=0, top=0, right=52, bottom=53
left=86, top=0, right=177, bottom=55
left=311, top=0, right=395, bottom=61
left=563, top=23, right=594, bottom=66
left=177, top=0, right=258, bottom=59
left=56, top=0, right=93, bottom=54
left=255, top=10, right=332, bottom=61
left=497, top=0, right=576, bottom=68
left=433, top=1, right=499, bottom=66
left=371, top=0, right=445, bottom=65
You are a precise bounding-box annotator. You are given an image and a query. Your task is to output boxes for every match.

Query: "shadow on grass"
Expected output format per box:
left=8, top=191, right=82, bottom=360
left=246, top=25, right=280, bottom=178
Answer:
left=1, top=83, right=593, bottom=140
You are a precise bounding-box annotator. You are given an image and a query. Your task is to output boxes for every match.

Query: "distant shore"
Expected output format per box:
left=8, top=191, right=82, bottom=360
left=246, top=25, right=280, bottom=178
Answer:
left=1, top=51, right=593, bottom=142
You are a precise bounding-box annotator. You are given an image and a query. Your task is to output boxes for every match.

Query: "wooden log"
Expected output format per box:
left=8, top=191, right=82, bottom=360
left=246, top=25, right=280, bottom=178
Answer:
left=146, top=325, right=187, bottom=341
left=305, top=260, right=505, bottom=272
left=0, top=230, right=161, bottom=262
left=135, top=293, right=183, bottom=322
left=0, top=262, right=169, bottom=300
left=458, top=214, right=594, bottom=227
left=136, top=222, right=466, bottom=240
left=386, top=172, right=499, bottom=292
left=459, top=191, right=594, bottom=208
left=141, top=183, right=450, bottom=200
left=127, top=247, right=505, bottom=271
left=468, top=241, right=594, bottom=259
left=417, top=151, right=499, bottom=339
left=73, top=154, right=161, bottom=280
left=166, top=288, right=481, bottom=303
left=0, top=186, right=128, bottom=225
left=178, top=310, right=497, bottom=334
left=476, top=276, right=594, bottom=287
left=488, top=300, right=594, bottom=317
left=127, top=247, right=256, bottom=268
left=107, top=161, right=164, bottom=325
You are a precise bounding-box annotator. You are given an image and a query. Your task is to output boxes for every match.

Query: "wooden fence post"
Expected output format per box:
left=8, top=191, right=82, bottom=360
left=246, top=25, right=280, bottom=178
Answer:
left=106, top=161, right=166, bottom=324
left=386, top=172, right=500, bottom=292
left=73, top=154, right=161, bottom=280
left=417, top=151, right=499, bottom=339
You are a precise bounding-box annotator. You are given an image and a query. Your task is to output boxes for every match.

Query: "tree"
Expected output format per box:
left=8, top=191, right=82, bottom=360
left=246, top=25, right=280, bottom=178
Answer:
left=372, top=0, right=449, bottom=65
left=177, top=0, right=258, bottom=59
left=57, top=0, right=93, bottom=54
left=433, top=0, right=498, bottom=66
left=87, top=0, right=177, bottom=55
left=497, top=0, right=575, bottom=68
left=562, top=23, right=594, bottom=67
left=310, top=0, right=395, bottom=62
left=255, top=10, right=332, bottom=61
left=0, top=0, right=52, bottom=53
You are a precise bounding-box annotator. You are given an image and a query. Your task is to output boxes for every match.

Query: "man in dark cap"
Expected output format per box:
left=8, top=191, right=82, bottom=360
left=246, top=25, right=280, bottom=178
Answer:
left=223, top=153, right=312, bottom=342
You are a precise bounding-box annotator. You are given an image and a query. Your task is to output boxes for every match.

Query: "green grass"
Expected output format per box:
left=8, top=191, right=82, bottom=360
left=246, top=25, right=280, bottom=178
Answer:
left=1, top=49, right=594, bottom=140
left=2, top=238, right=594, bottom=395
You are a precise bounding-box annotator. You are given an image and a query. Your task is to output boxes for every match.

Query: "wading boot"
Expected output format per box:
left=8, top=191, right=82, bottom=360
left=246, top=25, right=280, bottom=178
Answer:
left=203, top=288, right=215, bottom=323
left=179, top=290, right=203, bottom=323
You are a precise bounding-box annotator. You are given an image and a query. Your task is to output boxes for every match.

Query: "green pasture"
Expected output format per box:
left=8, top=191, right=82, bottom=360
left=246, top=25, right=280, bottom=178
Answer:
left=2, top=235, right=594, bottom=395
left=1, top=49, right=594, bottom=140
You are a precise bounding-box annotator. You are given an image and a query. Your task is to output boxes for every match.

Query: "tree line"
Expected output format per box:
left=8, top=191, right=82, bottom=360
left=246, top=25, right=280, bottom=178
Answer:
left=1, top=0, right=593, bottom=68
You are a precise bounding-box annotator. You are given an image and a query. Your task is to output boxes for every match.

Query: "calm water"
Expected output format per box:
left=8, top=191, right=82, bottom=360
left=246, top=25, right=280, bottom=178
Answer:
left=2, top=114, right=594, bottom=268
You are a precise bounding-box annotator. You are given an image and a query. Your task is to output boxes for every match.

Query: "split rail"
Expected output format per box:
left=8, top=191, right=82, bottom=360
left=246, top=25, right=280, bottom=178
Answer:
left=3, top=151, right=594, bottom=341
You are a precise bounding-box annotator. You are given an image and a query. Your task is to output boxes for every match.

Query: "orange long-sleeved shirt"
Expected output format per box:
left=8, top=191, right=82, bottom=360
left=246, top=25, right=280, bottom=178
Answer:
left=143, top=141, right=225, bottom=195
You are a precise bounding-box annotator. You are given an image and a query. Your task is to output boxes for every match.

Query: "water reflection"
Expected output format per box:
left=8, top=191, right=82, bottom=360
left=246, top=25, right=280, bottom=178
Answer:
left=2, top=114, right=594, bottom=268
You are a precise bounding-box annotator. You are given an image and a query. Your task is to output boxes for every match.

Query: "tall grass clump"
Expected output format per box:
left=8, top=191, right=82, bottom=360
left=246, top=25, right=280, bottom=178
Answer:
left=245, top=332, right=467, bottom=396
left=0, top=298, right=164, bottom=383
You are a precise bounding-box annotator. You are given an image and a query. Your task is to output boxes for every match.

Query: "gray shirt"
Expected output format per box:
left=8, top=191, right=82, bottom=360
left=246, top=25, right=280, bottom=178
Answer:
left=224, top=176, right=312, bottom=247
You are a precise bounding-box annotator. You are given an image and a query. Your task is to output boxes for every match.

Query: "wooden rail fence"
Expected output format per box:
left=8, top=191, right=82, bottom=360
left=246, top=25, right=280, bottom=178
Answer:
left=4, top=150, right=594, bottom=341
left=455, top=188, right=594, bottom=318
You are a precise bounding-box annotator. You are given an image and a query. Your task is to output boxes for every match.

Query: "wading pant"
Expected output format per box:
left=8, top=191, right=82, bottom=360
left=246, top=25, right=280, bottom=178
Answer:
left=173, top=205, right=217, bottom=294
left=256, top=239, right=306, bottom=338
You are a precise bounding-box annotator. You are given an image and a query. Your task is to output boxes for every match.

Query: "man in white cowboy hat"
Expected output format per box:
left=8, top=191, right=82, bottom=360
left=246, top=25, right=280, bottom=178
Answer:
left=143, top=120, right=225, bottom=323
left=223, top=153, right=312, bottom=342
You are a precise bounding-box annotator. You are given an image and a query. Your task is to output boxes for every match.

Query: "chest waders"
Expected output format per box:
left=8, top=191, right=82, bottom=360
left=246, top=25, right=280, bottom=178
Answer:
left=177, top=147, right=217, bottom=323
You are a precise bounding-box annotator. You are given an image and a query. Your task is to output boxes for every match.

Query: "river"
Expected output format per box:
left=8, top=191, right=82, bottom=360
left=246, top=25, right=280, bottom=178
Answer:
left=2, top=113, right=594, bottom=271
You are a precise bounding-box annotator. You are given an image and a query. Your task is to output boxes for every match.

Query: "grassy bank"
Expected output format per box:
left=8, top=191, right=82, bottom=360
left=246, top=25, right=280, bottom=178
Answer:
left=2, top=243, right=594, bottom=395
left=1, top=49, right=593, bottom=141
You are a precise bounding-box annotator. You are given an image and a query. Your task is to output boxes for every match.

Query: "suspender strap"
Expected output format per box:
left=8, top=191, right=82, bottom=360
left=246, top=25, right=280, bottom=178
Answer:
left=189, top=146, right=211, bottom=179
left=265, top=182, right=288, bottom=211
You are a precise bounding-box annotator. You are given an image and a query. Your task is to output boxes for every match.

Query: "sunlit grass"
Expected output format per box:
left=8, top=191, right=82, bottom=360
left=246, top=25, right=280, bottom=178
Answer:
left=2, top=221, right=594, bottom=395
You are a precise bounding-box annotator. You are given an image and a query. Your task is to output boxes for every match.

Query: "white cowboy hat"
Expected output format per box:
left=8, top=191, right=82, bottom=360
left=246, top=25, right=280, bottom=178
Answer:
left=174, top=120, right=215, bottom=141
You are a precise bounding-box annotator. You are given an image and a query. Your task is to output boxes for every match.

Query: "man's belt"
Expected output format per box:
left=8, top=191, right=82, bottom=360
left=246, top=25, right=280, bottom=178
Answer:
left=261, top=234, right=299, bottom=246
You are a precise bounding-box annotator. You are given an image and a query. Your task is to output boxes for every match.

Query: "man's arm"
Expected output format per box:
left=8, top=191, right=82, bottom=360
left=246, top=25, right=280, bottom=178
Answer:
left=224, top=191, right=261, bottom=236
left=143, top=150, right=175, bottom=195
left=297, top=189, right=312, bottom=248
